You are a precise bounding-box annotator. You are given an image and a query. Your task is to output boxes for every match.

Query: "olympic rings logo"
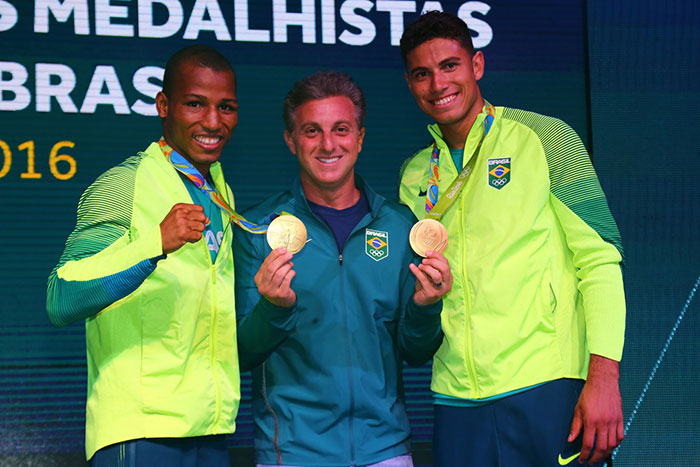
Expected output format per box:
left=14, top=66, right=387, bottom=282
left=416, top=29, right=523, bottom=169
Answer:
left=368, top=249, right=385, bottom=257
left=491, top=178, right=508, bottom=187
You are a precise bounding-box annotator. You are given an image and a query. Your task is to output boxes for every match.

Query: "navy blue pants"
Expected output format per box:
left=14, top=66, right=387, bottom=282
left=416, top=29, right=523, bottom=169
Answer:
left=90, top=434, right=230, bottom=467
left=433, top=379, right=606, bottom=467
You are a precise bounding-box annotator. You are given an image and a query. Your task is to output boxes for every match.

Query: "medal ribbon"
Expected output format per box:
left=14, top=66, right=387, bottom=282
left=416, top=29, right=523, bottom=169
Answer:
left=158, top=138, right=268, bottom=234
left=424, top=101, right=496, bottom=220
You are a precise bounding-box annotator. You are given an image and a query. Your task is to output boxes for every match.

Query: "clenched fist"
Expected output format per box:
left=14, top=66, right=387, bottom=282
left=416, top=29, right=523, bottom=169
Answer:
left=160, top=203, right=209, bottom=254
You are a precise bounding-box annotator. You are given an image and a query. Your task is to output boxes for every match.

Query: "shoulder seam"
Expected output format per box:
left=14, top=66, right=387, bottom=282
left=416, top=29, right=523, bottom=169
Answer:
left=502, top=108, right=623, bottom=258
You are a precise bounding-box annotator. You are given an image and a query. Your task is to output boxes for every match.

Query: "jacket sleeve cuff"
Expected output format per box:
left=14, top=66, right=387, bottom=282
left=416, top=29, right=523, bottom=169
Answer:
left=407, top=297, right=443, bottom=320
left=256, top=296, right=297, bottom=332
left=581, top=264, right=626, bottom=361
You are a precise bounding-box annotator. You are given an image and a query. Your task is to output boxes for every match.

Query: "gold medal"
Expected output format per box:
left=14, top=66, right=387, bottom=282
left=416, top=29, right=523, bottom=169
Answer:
left=266, top=215, right=307, bottom=254
left=409, top=219, right=448, bottom=257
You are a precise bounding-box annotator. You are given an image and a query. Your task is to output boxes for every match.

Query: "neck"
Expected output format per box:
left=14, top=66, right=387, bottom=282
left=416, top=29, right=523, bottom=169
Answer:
left=184, top=152, right=210, bottom=179
left=194, top=164, right=210, bottom=179
left=301, top=175, right=360, bottom=210
left=438, top=97, right=485, bottom=150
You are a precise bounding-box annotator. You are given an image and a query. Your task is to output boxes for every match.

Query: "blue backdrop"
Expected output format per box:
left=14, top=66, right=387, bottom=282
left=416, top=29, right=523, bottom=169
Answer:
left=0, top=1, right=698, bottom=465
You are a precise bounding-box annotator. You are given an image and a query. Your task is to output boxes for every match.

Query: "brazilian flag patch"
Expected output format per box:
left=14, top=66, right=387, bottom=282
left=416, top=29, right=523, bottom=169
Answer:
left=365, top=229, right=388, bottom=262
left=487, top=157, right=511, bottom=190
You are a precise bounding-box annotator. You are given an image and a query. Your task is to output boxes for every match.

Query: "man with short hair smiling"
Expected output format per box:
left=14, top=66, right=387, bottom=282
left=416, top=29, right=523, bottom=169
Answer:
left=47, top=45, right=240, bottom=466
left=234, top=71, right=452, bottom=467
left=398, top=11, right=626, bottom=467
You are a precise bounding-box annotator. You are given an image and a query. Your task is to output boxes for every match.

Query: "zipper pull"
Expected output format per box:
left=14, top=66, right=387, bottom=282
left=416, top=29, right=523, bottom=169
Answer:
left=339, top=253, right=343, bottom=266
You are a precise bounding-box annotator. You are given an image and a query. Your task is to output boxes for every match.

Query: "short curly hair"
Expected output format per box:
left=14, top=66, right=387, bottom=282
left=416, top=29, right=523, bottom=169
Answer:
left=400, top=11, right=475, bottom=66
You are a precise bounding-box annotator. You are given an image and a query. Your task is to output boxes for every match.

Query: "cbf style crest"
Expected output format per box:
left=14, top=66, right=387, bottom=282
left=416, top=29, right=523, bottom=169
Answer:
left=365, top=229, right=388, bottom=261
left=487, top=157, right=511, bottom=189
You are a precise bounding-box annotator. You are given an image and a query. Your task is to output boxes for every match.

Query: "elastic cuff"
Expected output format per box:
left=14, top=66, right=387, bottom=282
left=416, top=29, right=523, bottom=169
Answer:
left=149, top=254, right=167, bottom=265
left=410, top=297, right=443, bottom=316
left=258, top=296, right=297, bottom=331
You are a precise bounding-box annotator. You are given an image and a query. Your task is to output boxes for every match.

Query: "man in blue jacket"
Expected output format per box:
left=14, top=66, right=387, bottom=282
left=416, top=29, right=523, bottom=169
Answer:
left=233, top=71, right=452, bottom=467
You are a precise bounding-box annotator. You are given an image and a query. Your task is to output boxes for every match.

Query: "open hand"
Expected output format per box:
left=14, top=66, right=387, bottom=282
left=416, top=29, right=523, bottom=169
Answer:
left=569, top=355, right=624, bottom=464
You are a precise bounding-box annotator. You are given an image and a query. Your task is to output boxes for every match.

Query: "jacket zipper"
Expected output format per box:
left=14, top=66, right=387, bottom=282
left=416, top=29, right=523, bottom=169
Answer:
left=458, top=170, right=480, bottom=398
left=210, top=264, right=222, bottom=425
left=208, top=206, right=230, bottom=427
left=338, top=258, right=356, bottom=464
left=183, top=173, right=227, bottom=427
left=309, top=197, right=375, bottom=465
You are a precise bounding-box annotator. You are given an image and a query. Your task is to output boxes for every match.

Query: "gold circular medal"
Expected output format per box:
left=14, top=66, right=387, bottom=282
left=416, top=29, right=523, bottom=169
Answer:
left=409, top=219, right=448, bottom=257
left=266, top=215, right=307, bottom=254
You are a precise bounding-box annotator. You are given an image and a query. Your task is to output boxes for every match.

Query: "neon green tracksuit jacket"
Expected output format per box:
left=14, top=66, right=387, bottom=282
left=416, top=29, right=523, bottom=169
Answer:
left=399, top=105, right=626, bottom=399
left=46, top=142, right=239, bottom=459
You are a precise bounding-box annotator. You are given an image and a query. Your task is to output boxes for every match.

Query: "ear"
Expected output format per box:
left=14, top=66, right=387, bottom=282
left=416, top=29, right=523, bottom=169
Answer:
left=155, top=91, right=168, bottom=118
left=357, top=127, right=365, bottom=153
left=472, top=51, right=485, bottom=81
left=284, top=130, right=296, bottom=155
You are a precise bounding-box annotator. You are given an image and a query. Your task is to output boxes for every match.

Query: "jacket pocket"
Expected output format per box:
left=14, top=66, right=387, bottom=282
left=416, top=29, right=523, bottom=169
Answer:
left=549, top=281, right=558, bottom=314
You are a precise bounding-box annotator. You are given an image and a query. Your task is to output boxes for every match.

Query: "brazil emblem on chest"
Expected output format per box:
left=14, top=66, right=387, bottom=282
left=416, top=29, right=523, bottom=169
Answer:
left=487, top=157, right=511, bottom=190
left=365, top=229, right=389, bottom=262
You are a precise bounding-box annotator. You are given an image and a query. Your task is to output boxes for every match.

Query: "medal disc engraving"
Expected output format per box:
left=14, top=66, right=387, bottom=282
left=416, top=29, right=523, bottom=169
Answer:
left=266, top=215, right=307, bottom=254
left=409, top=219, right=448, bottom=257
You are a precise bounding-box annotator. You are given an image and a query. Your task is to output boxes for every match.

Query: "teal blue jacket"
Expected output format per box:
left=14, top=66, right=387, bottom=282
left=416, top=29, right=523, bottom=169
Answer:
left=234, top=176, right=443, bottom=466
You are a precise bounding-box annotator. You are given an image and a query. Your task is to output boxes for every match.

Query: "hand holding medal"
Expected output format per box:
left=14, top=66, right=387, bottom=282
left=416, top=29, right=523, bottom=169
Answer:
left=408, top=103, right=496, bottom=304
left=253, top=214, right=307, bottom=308
left=409, top=249, right=453, bottom=306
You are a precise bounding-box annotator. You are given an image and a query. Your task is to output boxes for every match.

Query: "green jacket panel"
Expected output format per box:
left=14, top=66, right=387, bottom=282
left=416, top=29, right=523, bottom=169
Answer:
left=399, top=106, right=626, bottom=399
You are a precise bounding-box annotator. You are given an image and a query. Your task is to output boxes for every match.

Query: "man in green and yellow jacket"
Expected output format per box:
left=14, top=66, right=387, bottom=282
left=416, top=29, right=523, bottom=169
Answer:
left=398, top=12, right=626, bottom=467
left=46, top=46, right=240, bottom=466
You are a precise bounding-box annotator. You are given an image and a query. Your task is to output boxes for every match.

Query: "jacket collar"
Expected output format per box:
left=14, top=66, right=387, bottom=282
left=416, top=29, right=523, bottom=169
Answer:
left=427, top=99, right=497, bottom=151
left=146, top=140, right=230, bottom=205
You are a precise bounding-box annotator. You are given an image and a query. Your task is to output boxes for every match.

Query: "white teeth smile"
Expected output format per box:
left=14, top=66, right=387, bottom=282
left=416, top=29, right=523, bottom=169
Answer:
left=319, top=157, right=340, bottom=163
left=432, top=94, right=457, bottom=106
left=194, top=135, right=221, bottom=145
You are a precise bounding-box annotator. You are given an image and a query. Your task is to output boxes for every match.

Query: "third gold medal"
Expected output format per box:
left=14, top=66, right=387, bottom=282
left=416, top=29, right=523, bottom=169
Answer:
left=409, top=219, right=448, bottom=257
left=410, top=102, right=496, bottom=257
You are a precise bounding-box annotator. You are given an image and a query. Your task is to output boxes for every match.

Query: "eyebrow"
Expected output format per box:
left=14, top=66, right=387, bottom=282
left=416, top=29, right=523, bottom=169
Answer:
left=300, top=119, right=354, bottom=126
left=183, top=93, right=238, bottom=105
left=439, top=56, right=462, bottom=66
left=409, top=56, right=463, bottom=75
